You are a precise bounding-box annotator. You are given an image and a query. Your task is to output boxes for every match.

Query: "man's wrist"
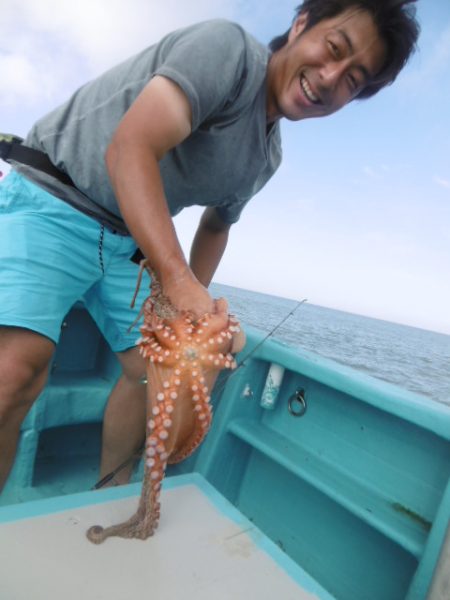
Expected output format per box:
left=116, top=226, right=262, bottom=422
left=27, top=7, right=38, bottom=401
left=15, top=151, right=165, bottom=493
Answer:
left=158, top=259, right=194, bottom=289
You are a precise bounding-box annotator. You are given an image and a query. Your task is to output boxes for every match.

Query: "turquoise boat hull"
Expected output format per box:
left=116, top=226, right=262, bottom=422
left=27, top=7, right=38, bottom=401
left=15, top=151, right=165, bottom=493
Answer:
left=1, top=303, right=449, bottom=599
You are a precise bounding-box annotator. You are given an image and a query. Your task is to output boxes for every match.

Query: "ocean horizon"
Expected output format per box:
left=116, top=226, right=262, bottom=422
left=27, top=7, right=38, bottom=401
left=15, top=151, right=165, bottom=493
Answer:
left=210, top=282, right=450, bottom=407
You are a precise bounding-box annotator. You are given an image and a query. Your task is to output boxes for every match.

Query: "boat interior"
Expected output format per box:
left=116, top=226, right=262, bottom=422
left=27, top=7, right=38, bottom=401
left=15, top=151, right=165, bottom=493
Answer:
left=1, top=302, right=449, bottom=600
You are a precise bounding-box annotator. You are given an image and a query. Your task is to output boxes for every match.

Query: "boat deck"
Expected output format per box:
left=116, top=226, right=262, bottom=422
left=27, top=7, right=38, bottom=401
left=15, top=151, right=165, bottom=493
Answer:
left=0, top=473, right=333, bottom=600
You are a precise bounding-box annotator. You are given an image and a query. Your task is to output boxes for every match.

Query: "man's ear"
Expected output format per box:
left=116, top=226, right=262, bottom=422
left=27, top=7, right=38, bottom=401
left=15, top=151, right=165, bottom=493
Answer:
left=288, top=12, right=309, bottom=41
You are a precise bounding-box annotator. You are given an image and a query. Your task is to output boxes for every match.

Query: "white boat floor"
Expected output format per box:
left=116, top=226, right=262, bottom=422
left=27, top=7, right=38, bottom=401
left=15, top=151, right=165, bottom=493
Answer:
left=0, top=474, right=331, bottom=600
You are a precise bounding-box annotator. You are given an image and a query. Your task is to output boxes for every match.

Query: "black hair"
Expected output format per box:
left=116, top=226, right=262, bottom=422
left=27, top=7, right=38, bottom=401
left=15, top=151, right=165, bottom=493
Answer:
left=269, top=0, right=420, bottom=99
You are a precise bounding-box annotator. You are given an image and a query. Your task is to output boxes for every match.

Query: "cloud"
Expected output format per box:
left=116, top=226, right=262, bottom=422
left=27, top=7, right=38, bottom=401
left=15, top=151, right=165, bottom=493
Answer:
left=0, top=47, right=66, bottom=107
left=433, top=176, right=450, bottom=189
left=0, top=54, right=41, bottom=106
left=0, top=0, right=240, bottom=109
left=363, top=165, right=377, bottom=178
left=431, top=22, right=450, bottom=72
left=399, top=21, right=450, bottom=92
left=362, top=164, right=391, bottom=179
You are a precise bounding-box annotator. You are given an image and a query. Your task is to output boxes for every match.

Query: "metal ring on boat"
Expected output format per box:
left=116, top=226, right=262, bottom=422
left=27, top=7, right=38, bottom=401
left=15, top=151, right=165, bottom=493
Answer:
left=288, top=389, right=307, bottom=417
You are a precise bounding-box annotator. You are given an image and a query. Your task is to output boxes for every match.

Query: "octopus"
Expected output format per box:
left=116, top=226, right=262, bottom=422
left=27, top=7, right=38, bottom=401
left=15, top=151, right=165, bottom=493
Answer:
left=86, top=262, right=245, bottom=543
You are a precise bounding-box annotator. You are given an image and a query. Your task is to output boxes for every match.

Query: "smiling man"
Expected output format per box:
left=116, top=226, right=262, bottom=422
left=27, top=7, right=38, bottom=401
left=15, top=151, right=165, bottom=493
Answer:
left=0, top=1, right=419, bottom=491
left=267, top=8, right=388, bottom=120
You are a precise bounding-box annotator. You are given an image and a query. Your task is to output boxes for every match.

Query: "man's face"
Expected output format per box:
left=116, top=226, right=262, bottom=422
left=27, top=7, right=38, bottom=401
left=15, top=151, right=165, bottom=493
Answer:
left=266, top=8, right=387, bottom=122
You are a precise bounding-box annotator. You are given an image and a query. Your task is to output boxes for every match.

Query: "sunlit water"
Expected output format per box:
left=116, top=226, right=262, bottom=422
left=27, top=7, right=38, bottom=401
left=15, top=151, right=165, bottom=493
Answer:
left=211, top=283, right=450, bottom=407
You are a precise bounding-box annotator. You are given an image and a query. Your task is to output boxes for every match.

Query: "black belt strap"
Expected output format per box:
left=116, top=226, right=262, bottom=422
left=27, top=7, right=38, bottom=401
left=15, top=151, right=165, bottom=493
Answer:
left=0, top=133, right=76, bottom=188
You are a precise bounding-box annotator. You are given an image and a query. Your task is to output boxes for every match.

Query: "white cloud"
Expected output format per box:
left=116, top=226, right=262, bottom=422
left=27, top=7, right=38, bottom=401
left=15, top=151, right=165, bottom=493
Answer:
left=362, top=164, right=390, bottom=179
left=0, top=0, right=240, bottom=108
left=0, top=55, right=40, bottom=106
left=0, top=48, right=63, bottom=107
left=399, top=21, right=450, bottom=91
left=434, top=176, right=450, bottom=189
left=431, top=22, right=450, bottom=71
left=363, top=165, right=377, bottom=178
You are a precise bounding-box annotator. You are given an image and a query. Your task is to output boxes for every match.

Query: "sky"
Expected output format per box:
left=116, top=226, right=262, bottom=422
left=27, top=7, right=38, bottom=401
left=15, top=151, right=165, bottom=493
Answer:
left=1, top=0, right=449, bottom=335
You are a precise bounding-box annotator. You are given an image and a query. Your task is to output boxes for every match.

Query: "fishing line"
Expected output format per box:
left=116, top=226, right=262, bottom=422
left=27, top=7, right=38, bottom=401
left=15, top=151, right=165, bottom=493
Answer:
left=92, top=298, right=307, bottom=490
left=232, top=298, right=307, bottom=369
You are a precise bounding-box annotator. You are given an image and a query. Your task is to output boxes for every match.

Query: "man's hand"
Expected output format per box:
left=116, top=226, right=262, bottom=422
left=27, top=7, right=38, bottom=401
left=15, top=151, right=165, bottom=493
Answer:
left=161, top=267, right=214, bottom=320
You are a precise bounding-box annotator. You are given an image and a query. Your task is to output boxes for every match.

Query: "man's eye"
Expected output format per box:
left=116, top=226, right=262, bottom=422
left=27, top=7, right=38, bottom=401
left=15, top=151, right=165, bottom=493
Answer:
left=347, top=74, right=358, bottom=92
left=328, top=40, right=340, bottom=58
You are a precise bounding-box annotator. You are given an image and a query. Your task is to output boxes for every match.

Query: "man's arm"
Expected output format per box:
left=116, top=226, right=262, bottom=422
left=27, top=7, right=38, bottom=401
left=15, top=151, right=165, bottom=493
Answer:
left=190, top=207, right=232, bottom=288
left=105, top=75, right=214, bottom=318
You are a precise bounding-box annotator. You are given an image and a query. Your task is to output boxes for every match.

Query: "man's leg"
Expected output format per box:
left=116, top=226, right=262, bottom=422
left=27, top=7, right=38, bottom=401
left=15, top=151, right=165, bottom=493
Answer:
left=0, top=327, right=55, bottom=491
left=0, top=172, right=132, bottom=491
left=83, top=223, right=153, bottom=486
left=99, top=346, right=147, bottom=485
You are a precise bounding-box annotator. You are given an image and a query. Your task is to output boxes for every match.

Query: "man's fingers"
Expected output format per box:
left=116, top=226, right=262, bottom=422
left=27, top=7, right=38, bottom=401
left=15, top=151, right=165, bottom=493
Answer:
left=214, top=297, right=228, bottom=315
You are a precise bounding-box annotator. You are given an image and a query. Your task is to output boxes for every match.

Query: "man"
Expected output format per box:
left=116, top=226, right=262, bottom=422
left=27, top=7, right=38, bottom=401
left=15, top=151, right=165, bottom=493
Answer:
left=0, top=1, right=419, bottom=490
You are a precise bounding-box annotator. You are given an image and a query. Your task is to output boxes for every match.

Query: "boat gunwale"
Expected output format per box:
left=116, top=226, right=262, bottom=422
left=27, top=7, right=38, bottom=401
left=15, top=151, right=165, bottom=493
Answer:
left=241, top=325, right=450, bottom=440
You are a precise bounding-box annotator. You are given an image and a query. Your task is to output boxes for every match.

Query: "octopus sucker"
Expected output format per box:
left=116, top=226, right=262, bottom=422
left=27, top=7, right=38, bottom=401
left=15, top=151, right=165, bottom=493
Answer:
left=86, top=262, right=245, bottom=544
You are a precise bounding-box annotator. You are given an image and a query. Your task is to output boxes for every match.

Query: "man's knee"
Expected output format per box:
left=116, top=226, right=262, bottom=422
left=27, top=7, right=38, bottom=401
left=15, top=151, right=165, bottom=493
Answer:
left=0, top=361, right=49, bottom=426
left=116, top=347, right=147, bottom=385
left=0, top=328, right=54, bottom=419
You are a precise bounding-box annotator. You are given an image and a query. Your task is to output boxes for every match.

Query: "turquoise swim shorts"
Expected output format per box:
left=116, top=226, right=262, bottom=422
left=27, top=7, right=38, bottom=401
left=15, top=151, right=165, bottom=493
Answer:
left=0, top=171, right=150, bottom=352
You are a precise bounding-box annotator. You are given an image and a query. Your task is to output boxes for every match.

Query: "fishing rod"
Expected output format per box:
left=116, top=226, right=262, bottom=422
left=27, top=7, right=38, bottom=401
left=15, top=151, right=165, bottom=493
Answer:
left=232, top=298, right=307, bottom=369
left=92, top=298, right=307, bottom=490
left=92, top=449, right=144, bottom=490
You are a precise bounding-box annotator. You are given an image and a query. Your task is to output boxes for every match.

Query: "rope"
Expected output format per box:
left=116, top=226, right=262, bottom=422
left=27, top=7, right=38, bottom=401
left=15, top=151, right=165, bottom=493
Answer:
left=98, top=225, right=105, bottom=274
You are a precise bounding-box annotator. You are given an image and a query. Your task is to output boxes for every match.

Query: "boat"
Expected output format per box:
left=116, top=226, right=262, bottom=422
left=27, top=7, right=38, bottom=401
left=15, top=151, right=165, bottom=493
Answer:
left=0, top=301, right=449, bottom=599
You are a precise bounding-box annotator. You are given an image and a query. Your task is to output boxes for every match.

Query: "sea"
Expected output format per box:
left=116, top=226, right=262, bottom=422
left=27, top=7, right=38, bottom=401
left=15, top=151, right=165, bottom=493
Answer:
left=210, top=282, right=450, bottom=408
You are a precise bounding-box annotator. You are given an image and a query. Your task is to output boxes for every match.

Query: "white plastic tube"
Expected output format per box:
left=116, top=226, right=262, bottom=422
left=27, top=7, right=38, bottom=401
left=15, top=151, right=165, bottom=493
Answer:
left=260, top=363, right=285, bottom=410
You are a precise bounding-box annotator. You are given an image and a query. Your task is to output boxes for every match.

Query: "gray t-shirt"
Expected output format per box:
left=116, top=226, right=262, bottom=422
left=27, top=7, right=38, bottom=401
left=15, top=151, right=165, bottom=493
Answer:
left=15, top=20, right=282, bottom=235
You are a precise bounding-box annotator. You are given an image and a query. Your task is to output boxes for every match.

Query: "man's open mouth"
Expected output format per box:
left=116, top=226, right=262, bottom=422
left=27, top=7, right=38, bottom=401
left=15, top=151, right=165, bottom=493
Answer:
left=300, top=74, right=320, bottom=104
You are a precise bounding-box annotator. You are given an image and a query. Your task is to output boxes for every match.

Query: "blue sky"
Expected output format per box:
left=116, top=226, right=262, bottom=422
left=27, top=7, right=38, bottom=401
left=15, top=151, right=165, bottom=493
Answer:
left=1, top=1, right=449, bottom=334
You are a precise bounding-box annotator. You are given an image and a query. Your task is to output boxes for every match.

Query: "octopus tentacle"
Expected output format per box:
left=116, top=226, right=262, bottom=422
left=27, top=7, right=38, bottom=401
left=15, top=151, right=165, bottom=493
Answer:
left=169, top=381, right=212, bottom=463
left=86, top=261, right=245, bottom=543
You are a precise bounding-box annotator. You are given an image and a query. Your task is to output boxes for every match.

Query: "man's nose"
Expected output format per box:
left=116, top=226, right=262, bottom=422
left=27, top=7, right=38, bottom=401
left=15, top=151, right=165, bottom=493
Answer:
left=318, top=60, right=347, bottom=88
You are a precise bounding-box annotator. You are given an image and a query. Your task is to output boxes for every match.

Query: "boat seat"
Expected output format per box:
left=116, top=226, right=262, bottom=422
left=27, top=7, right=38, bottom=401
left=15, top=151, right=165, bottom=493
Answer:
left=5, top=302, right=121, bottom=492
